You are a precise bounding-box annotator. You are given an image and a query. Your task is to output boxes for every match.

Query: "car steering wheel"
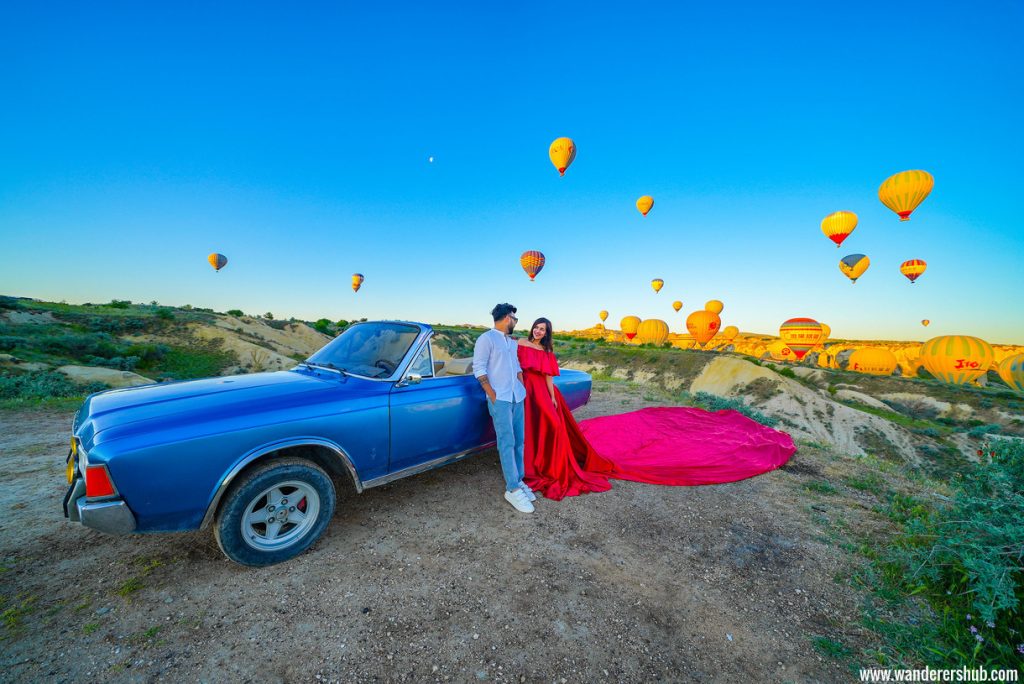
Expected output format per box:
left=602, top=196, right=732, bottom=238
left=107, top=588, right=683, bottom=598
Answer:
left=374, top=359, right=397, bottom=375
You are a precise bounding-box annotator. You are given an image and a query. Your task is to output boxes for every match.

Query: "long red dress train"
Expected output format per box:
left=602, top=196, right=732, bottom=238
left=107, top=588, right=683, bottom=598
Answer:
left=517, top=344, right=796, bottom=500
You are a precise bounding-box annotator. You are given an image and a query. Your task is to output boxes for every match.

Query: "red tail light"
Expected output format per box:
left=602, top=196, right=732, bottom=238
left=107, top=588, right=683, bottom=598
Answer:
left=85, top=465, right=116, bottom=498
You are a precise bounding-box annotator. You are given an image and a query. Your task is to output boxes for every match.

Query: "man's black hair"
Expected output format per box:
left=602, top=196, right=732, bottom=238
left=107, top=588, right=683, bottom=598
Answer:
left=491, top=303, right=517, bottom=322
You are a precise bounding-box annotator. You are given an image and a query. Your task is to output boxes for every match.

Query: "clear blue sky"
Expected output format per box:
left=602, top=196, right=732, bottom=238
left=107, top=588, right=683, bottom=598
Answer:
left=2, top=2, right=1022, bottom=343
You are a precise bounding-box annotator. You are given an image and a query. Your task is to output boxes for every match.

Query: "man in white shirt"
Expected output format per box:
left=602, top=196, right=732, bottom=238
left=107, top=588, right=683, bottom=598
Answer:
left=472, top=303, right=537, bottom=513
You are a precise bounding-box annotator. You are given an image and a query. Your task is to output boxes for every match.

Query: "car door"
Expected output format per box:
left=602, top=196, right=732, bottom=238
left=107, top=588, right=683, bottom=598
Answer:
left=388, top=339, right=492, bottom=473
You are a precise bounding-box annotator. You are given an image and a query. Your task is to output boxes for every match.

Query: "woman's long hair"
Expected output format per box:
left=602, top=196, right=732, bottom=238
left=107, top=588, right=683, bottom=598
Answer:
left=530, top=317, right=554, bottom=353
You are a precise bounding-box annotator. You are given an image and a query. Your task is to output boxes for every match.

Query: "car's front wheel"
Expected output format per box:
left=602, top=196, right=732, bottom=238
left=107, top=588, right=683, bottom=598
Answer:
left=214, top=458, right=336, bottom=566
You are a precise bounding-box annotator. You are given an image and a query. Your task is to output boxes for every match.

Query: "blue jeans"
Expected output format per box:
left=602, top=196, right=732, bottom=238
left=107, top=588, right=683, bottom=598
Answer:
left=487, top=398, right=525, bottom=492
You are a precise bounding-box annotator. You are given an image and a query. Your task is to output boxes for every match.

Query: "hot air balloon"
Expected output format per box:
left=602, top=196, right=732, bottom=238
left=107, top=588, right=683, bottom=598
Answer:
left=637, top=319, right=669, bottom=347
left=879, top=170, right=934, bottom=221
left=920, top=335, right=994, bottom=385
left=849, top=348, right=898, bottom=376
left=766, top=339, right=794, bottom=362
left=651, top=279, right=664, bottom=293
left=620, top=316, right=641, bottom=341
left=779, top=318, right=824, bottom=361
left=208, top=253, right=228, bottom=272
left=520, top=250, right=545, bottom=281
left=900, top=259, right=927, bottom=284
left=705, top=300, right=723, bottom=315
left=351, top=273, right=365, bottom=293
left=820, top=323, right=831, bottom=342
left=672, top=300, right=682, bottom=313
left=821, top=211, right=858, bottom=248
left=921, top=319, right=930, bottom=327
left=549, top=137, right=576, bottom=176
left=636, top=196, right=654, bottom=216
left=686, top=310, right=721, bottom=348
left=839, top=254, right=870, bottom=283
left=721, top=326, right=739, bottom=342
left=599, top=310, right=609, bottom=322
left=997, top=354, right=1024, bottom=392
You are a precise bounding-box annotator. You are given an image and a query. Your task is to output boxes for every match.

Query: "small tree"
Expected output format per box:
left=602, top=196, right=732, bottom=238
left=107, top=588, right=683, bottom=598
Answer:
left=313, top=318, right=332, bottom=334
left=227, top=309, right=244, bottom=317
left=264, top=312, right=274, bottom=320
left=336, top=319, right=349, bottom=329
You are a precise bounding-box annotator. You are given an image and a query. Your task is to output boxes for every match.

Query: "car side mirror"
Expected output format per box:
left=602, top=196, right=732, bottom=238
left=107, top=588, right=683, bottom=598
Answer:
left=406, top=373, right=422, bottom=385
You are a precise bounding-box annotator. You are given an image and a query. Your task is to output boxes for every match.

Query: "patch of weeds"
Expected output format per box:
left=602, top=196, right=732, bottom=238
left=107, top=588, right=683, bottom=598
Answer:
left=691, top=391, right=778, bottom=427
left=843, top=474, right=883, bottom=492
left=803, top=480, right=838, bottom=495
left=812, top=635, right=853, bottom=660
left=1, top=593, right=38, bottom=637
left=82, top=622, right=100, bottom=635
left=116, top=577, right=144, bottom=597
left=74, top=598, right=93, bottom=612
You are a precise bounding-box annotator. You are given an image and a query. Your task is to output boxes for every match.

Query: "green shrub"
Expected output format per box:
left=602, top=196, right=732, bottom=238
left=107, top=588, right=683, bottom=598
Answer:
left=335, top=319, right=349, bottom=329
left=691, top=391, right=779, bottom=427
left=0, top=371, right=107, bottom=399
left=967, top=424, right=1001, bottom=438
left=777, top=366, right=797, bottom=379
left=313, top=319, right=332, bottom=334
left=264, top=312, right=274, bottom=320
left=226, top=309, right=244, bottom=317
left=107, top=299, right=131, bottom=309
left=155, top=308, right=174, bottom=320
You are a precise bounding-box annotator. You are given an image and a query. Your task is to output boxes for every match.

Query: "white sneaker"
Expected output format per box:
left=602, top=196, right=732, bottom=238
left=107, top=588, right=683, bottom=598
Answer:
left=518, top=481, right=537, bottom=502
left=504, top=488, right=535, bottom=513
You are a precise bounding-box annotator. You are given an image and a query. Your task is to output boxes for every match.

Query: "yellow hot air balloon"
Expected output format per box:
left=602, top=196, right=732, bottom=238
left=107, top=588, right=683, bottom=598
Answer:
left=636, top=195, right=654, bottom=216
left=921, top=319, right=930, bottom=327
left=820, top=323, right=831, bottom=342
left=779, top=318, right=824, bottom=361
left=839, top=254, right=870, bottom=283
left=686, top=310, right=721, bottom=348
left=599, top=310, right=609, bottom=322
left=821, top=211, right=858, bottom=248
left=351, top=273, right=365, bottom=292
left=721, top=325, right=739, bottom=342
left=766, top=339, right=794, bottom=362
left=208, top=253, right=228, bottom=272
left=636, top=319, right=669, bottom=347
left=920, top=335, right=994, bottom=385
left=849, top=348, right=898, bottom=376
left=997, top=353, right=1024, bottom=392
left=651, top=279, right=664, bottom=293
left=520, top=250, right=545, bottom=281
left=620, top=316, right=641, bottom=341
left=879, top=170, right=934, bottom=221
left=548, top=137, right=576, bottom=176
left=672, top=300, right=682, bottom=313
left=900, top=259, right=927, bottom=284
left=705, top=300, right=723, bottom=315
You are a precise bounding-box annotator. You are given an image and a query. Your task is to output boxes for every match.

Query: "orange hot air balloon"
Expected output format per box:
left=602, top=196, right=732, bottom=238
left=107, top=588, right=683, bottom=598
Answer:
left=920, top=335, right=994, bottom=386
left=672, top=300, right=682, bottom=313
left=548, top=137, right=576, bottom=176
left=651, top=278, right=664, bottom=293
left=849, top=348, right=898, bottom=376
left=820, top=211, right=858, bottom=248
left=900, top=259, right=927, bottom=284
left=721, top=325, right=739, bottom=342
left=686, top=310, right=721, bottom=348
left=599, top=310, right=608, bottom=322
left=520, top=250, right=545, bottom=281
left=997, top=354, right=1024, bottom=392
left=779, top=318, right=824, bottom=361
left=879, top=170, right=934, bottom=221
left=705, top=300, right=723, bottom=315
left=636, top=196, right=654, bottom=216
left=208, top=253, right=228, bottom=272
left=620, top=316, right=641, bottom=341
left=637, top=319, right=669, bottom=346
left=921, top=319, right=930, bottom=327
left=351, top=273, right=365, bottom=292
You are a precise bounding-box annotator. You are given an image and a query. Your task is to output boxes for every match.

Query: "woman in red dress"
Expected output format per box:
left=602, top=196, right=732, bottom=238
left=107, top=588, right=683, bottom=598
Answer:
left=517, top=318, right=617, bottom=500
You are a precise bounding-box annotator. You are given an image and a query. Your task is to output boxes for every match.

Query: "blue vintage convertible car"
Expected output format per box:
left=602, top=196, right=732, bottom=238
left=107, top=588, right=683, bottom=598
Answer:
left=63, top=321, right=592, bottom=566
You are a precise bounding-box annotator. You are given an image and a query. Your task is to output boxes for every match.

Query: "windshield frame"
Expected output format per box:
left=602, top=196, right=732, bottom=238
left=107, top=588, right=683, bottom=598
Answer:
left=302, top=321, right=428, bottom=382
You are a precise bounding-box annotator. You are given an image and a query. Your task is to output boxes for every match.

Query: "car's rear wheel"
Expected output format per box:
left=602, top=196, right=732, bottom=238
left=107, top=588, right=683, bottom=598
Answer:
left=214, top=458, right=336, bottom=566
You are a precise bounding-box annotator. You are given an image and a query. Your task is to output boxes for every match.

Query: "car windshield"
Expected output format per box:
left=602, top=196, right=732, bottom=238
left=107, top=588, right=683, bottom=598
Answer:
left=304, top=322, right=420, bottom=379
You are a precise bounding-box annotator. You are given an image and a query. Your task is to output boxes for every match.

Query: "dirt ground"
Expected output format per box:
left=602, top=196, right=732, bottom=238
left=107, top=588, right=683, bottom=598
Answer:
left=0, top=381, right=871, bottom=683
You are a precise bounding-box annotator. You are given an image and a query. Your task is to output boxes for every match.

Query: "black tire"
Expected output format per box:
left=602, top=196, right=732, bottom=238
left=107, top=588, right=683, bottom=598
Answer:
left=214, top=457, right=336, bottom=567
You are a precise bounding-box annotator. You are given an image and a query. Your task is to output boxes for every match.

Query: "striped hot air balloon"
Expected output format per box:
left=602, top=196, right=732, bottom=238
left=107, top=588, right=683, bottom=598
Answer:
left=821, top=211, right=858, bottom=248
left=849, top=348, right=898, bottom=376
left=637, top=319, right=669, bottom=346
left=920, top=335, right=994, bottom=386
left=636, top=195, right=654, bottom=216
left=879, top=170, right=934, bottom=221
left=779, top=318, right=824, bottom=361
left=839, top=254, right=870, bottom=283
left=686, top=310, right=721, bottom=348
left=620, top=315, right=641, bottom=341
left=900, top=259, right=927, bottom=284
left=548, top=137, right=576, bottom=176
left=997, top=353, right=1024, bottom=392
left=208, top=253, right=228, bottom=272
left=520, top=251, right=545, bottom=281
left=351, top=273, right=365, bottom=292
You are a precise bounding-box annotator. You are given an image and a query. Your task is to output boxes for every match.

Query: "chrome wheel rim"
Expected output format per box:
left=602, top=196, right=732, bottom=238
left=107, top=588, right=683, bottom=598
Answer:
left=240, top=480, right=320, bottom=551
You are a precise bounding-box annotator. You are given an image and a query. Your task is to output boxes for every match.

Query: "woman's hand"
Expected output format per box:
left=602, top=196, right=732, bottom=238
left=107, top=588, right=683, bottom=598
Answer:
left=550, top=393, right=558, bottom=409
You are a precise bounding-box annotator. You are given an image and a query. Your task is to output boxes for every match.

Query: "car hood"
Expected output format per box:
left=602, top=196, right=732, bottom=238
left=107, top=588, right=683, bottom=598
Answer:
left=75, top=369, right=351, bottom=449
